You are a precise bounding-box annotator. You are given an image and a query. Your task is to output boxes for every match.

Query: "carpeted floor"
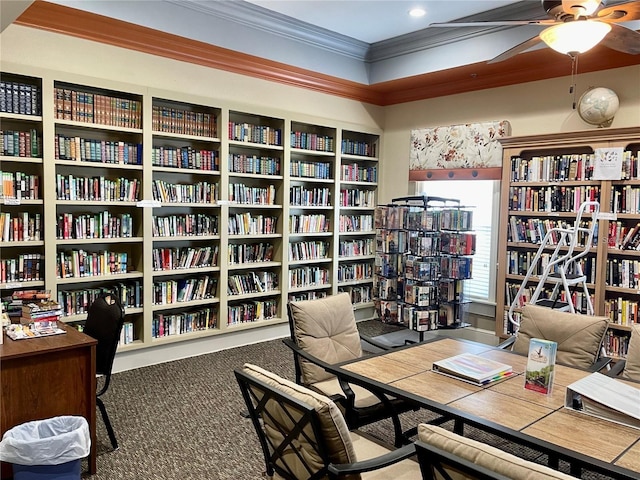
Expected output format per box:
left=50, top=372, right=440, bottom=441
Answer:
left=82, top=320, right=615, bottom=479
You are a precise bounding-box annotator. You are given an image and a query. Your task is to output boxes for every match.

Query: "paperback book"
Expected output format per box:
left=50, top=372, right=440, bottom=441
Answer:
left=524, top=338, right=557, bottom=395
left=5, top=321, right=66, bottom=340
left=432, top=353, right=513, bottom=386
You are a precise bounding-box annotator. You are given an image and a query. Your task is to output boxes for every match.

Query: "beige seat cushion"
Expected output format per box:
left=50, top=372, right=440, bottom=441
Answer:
left=242, top=363, right=358, bottom=479
left=622, top=323, right=640, bottom=382
left=289, top=293, right=363, bottom=384
left=418, top=424, right=578, bottom=480
left=512, top=304, right=609, bottom=369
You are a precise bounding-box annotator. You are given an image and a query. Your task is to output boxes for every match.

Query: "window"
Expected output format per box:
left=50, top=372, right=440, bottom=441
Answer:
left=414, top=180, right=499, bottom=304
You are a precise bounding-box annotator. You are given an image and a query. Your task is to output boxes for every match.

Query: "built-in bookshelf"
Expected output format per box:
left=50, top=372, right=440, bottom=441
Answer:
left=496, top=129, right=640, bottom=361
left=0, top=69, right=381, bottom=353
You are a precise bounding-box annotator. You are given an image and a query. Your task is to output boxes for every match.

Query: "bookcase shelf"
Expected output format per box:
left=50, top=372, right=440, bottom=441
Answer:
left=1, top=68, right=381, bottom=353
left=496, top=128, right=640, bottom=361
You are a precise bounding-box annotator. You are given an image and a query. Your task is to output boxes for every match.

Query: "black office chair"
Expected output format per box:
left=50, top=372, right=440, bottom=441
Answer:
left=83, top=290, right=125, bottom=450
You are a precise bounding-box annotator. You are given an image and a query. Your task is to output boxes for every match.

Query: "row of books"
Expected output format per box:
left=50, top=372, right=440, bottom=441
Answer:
left=1, top=171, right=39, bottom=200
left=375, top=253, right=400, bottom=278
left=337, top=262, right=373, bottom=283
left=405, top=257, right=440, bottom=281
left=2, top=129, right=40, bottom=158
left=341, top=164, right=377, bottom=183
left=55, top=134, right=142, bottom=165
left=0, top=254, right=42, bottom=283
left=288, top=291, right=327, bottom=302
left=376, top=229, right=406, bottom=254
left=152, top=246, right=219, bottom=271
left=119, top=322, right=135, bottom=345
left=152, top=275, right=218, bottom=304
left=290, top=186, right=331, bottom=207
left=57, top=250, right=129, bottom=278
left=440, top=232, right=476, bottom=256
left=152, top=213, right=219, bottom=237
left=229, top=154, right=280, bottom=176
left=404, top=283, right=438, bottom=307
left=56, top=174, right=140, bottom=202
left=340, top=188, right=376, bottom=208
left=374, top=276, right=397, bottom=300
left=509, top=185, right=600, bottom=213
left=289, top=240, right=329, bottom=262
left=289, top=266, right=330, bottom=288
left=338, top=238, right=374, bottom=257
left=152, top=179, right=219, bottom=204
left=56, top=212, right=133, bottom=240
left=289, top=214, right=329, bottom=234
left=339, top=285, right=372, bottom=305
left=152, top=106, right=217, bottom=138
left=406, top=306, right=439, bottom=332
left=229, top=183, right=277, bottom=205
left=227, top=271, right=279, bottom=295
left=228, top=122, right=282, bottom=146
left=228, top=242, right=275, bottom=264
left=604, top=297, right=639, bottom=326
left=227, top=300, right=277, bottom=325
left=506, top=250, right=596, bottom=282
left=504, top=282, right=593, bottom=315
left=0, top=81, right=40, bottom=116
left=611, top=185, right=640, bottom=214
left=608, top=221, right=640, bottom=250
left=54, top=87, right=142, bottom=129
left=290, top=131, right=334, bottom=152
left=508, top=217, right=596, bottom=246
left=229, top=213, right=278, bottom=235
left=339, top=214, right=373, bottom=233
left=604, top=330, right=630, bottom=359
left=606, top=258, right=640, bottom=289
left=152, top=307, right=218, bottom=338
left=58, top=282, right=142, bottom=316
left=1, top=212, right=41, bottom=242
left=509, top=153, right=596, bottom=182
left=440, top=256, right=473, bottom=280
left=341, top=139, right=376, bottom=158
left=290, top=160, right=332, bottom=180
left=151, top=146, right=219, bottom=171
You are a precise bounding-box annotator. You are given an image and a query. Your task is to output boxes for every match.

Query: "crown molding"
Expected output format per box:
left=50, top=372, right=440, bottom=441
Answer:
left=13, top=1, right=640, bottom=107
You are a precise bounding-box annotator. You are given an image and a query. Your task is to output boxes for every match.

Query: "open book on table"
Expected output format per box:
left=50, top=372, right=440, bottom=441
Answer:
left=432, top=353, right=513, bottom=386
left=565, top=372, right=640, bottom=429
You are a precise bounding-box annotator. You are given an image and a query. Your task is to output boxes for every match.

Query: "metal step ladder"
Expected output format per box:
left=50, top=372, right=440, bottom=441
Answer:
left=507, top=201, right=600, bottom=331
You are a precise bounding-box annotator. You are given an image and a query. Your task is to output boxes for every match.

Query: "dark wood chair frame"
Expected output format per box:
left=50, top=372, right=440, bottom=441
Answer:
left=235, top=367, right=416, bottom=480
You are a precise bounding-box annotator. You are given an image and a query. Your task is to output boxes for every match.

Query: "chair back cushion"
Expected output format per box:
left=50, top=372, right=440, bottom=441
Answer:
left=241, top=364, right=359, bottom=480
left=288, top=293, right=363, bottom=385
left=83, top=292, right=125, bottom=375
left=622, top=323, right=640, bottom=382
left=417, top=424, right=578, bottom=480
left=512, top=305, right=609, bottom=369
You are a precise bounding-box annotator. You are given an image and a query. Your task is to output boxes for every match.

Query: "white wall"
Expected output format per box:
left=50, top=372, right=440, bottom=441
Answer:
left=379, top=66, right=640, bottom=202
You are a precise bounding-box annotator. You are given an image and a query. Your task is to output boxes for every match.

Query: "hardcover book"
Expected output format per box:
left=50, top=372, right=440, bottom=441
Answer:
left=432, top=353, right=513, bottom=386
left=524, top=338, right=557, bottom=395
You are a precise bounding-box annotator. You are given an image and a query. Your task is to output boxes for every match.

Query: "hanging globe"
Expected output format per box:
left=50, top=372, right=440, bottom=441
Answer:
left=577, top=87, right=619, bottom=128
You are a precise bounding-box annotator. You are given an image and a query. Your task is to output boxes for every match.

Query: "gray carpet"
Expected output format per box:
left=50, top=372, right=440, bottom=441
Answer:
left=82, top=320, right=615, bottom=479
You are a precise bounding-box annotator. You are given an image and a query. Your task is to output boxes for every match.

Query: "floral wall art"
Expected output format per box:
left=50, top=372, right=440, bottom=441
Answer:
left=409, top=121, right=511, bottom=180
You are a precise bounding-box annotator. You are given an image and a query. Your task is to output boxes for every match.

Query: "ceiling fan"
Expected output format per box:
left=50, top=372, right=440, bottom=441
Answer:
left=430, top=0, right=640, bottom=63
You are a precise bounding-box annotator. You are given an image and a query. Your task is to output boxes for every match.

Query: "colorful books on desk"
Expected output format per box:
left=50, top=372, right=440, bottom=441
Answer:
left=5, top=321, right=66, bottom=340
left=565, top=372, right=640, bottom=430
left=432, top=353, right=513, bottom=386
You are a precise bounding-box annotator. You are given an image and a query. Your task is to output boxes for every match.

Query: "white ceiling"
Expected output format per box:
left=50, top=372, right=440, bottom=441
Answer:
left=243, top=0, right=523, bottom=44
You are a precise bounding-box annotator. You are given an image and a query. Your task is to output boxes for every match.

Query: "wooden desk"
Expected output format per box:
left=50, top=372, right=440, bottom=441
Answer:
left=332, top=337, right=640, bottom=480
left=0, top=324, right=97, bottom=478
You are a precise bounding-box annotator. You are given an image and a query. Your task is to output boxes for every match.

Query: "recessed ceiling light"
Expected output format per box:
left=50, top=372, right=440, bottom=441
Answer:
left=409, top=8, right=426, bottom=17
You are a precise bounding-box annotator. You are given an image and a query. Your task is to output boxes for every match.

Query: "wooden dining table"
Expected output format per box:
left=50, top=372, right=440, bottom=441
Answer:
left=327, top=336, right=640, bottom=480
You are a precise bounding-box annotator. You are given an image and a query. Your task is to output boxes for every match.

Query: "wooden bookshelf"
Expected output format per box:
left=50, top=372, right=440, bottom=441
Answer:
left=495, top=128, right=640, bottom=361
left=0, top=69, right=381, bottom=352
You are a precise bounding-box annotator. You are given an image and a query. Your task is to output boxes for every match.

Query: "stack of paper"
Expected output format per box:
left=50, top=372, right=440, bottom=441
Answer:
left=432, top=353, right=513, bottom=386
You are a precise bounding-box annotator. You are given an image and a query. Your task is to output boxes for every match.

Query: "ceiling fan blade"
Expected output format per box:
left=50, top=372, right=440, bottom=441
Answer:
left=429, top=20, right=557, bottom=28
left=596, top=1, right=640, bottom=22
left=487, top=35, right=544, bottom=63
left=599, top=23, right=640, bottom=54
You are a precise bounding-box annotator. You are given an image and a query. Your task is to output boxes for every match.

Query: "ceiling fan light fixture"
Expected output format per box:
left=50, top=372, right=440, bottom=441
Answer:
left=540, top=21, right=612, bottom=54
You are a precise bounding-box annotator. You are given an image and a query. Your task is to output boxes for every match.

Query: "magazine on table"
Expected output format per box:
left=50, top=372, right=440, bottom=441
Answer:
left=565, top=372, right=640, bottom=430
left=5, top=321, right=66, bottom=340
left=432, top=353, right=513, bottom=386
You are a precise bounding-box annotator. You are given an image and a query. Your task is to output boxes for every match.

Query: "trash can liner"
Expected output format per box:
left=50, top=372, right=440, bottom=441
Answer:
left=0, top=416, right=90, bottom=466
